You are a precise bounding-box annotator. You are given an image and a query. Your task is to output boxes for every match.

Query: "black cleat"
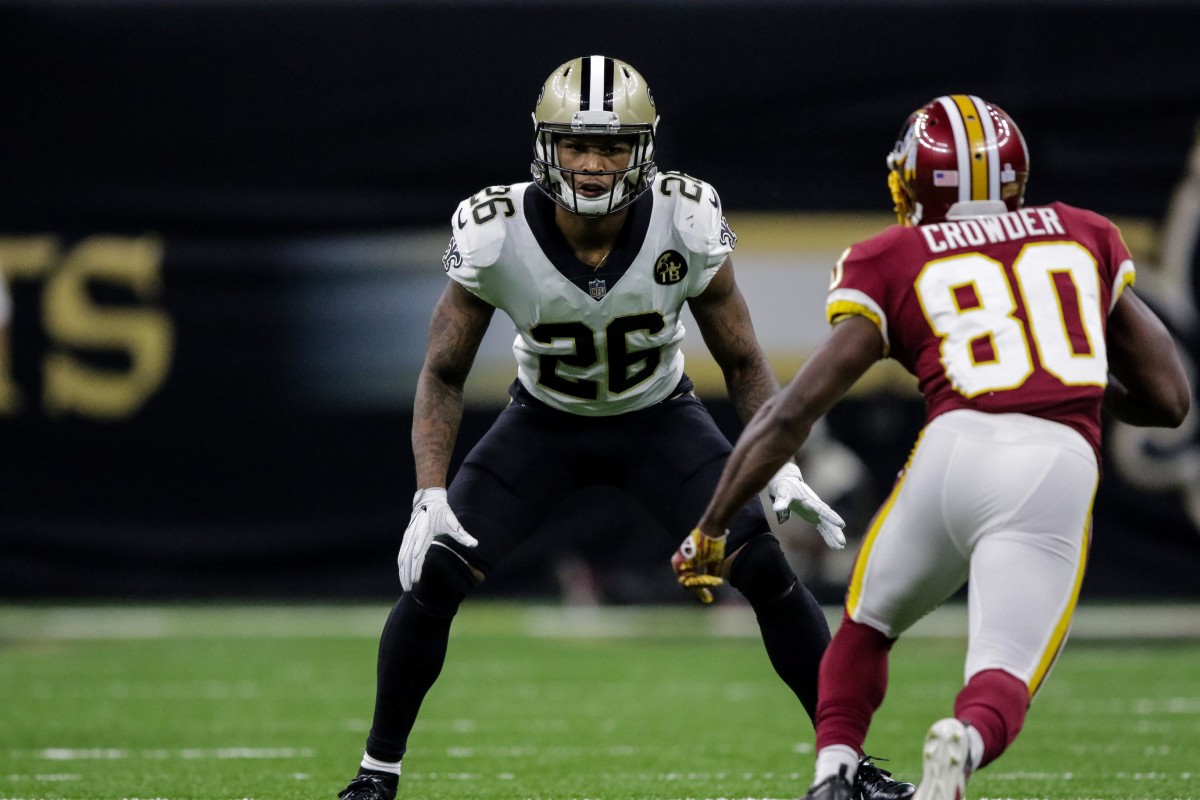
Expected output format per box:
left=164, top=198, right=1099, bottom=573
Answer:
left=337, top=773, right=397, bottom=800
left=801, top=765, right=854, bottom=800
left=855, top=755, right=916, bottom=800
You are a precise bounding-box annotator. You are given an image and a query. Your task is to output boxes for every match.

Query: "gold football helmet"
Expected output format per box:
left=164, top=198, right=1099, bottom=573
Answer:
left=531, top=55, right=659, bottom=215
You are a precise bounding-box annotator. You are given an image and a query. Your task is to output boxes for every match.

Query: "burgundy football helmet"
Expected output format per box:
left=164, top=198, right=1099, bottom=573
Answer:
left=886, top=94, right=1030, bottom=226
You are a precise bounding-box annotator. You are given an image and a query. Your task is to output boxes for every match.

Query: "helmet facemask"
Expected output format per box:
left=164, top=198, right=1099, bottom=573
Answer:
left=530, top=56, right=659, bottom=216
left=533, top=127, right=656, bottom=215
left=886, top=113, right=922, bottom=226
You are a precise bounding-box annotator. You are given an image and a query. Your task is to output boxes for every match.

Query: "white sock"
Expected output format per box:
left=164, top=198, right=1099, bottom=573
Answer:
left=360, top=752, right=402, bottom=777
left=964, top=723, right=985, bottom=772
left=814, top=744, right=860, bottom=785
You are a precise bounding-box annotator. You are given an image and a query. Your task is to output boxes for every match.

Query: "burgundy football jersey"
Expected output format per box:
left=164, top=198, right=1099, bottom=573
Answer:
left=827, top=202, right=1136, bottom=457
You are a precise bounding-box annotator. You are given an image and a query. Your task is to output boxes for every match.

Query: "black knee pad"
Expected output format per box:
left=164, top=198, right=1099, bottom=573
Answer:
left=726, top=534, right=798, bottom=607
left=409, top=543, right=480, bottom=616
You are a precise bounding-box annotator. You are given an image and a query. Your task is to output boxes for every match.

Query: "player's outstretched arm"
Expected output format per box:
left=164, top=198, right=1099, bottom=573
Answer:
left=1104, top=290, right=1190, bottom=428
left=695, top=315, right=883, bottom=539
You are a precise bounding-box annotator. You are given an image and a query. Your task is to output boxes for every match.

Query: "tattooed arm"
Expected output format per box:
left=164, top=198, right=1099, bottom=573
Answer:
left=687, top=257, right=781, bottom=425
left=412, top=280, right=496, bottom=489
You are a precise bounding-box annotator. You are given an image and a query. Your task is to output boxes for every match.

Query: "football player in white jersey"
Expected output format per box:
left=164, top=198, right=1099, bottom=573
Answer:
left=336, top=56, right=910, bottom=800
left=685, top=96, right=1190, bottom=800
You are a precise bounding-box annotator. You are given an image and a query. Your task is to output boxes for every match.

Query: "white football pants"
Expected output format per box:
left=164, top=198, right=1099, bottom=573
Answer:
left=846, top=408, right=1098, bottom=697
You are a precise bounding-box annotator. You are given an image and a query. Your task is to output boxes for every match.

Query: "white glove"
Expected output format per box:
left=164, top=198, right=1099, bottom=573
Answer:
left=397, top=488, right=478, bottom=591
left=768, top=462, right=847, bottom=550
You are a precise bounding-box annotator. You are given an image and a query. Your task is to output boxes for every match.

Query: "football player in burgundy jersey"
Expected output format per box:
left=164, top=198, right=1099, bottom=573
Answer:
left=684, top=95, right=1190, bottom=800
left=336, top=56, right=915, bottom=800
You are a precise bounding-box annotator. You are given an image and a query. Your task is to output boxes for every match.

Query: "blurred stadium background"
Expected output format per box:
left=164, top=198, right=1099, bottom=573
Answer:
left=1, top=0, right=1199, bottom=609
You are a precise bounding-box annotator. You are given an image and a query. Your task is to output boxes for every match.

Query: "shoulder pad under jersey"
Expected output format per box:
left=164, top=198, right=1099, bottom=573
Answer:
left=657, top=172, right=734, bottom=258
left=449, top=183, right=528, bottom=269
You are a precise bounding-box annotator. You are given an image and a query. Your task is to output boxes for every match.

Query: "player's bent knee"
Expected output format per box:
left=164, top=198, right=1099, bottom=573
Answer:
left=726, top=534, right=798, bottom=607
left=409, top=543, right=481, bottom=617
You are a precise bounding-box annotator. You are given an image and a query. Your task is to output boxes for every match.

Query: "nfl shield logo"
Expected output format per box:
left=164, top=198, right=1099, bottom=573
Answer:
left=588, top=278, right=607, bottom=300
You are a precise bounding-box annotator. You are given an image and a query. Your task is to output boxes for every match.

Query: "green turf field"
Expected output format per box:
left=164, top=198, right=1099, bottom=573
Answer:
left=1, top=603, right=1197, bottom=800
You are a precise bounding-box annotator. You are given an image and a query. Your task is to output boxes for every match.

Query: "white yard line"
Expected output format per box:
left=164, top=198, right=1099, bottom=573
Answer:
left=9, top=748, right=314, bottom=761
left=1, top=603, right=1198, bottom=641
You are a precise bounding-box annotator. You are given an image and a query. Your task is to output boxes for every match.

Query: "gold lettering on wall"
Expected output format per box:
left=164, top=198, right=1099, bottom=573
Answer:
left=0, top=235, right=173, bottom=419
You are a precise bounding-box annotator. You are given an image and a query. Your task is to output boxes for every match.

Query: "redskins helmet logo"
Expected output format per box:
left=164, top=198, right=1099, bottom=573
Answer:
left=654, top=250, right=688, bottom=285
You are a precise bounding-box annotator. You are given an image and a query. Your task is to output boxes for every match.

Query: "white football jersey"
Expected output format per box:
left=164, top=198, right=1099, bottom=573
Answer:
left=442, top=173, right=737, bottom=416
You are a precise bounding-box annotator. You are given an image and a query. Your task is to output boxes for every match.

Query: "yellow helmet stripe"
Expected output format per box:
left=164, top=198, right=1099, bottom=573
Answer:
left=950, top=94, right=992, bottom=201
left=938, top=95, right=992, bottom=204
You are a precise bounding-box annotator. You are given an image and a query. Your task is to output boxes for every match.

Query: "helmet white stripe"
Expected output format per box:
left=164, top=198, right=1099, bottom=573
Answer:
left=969, top=94, right=1001, bottom=200
left=589, top=55, right=606, bottom=113
left=937, top=96, right=972, bottom=204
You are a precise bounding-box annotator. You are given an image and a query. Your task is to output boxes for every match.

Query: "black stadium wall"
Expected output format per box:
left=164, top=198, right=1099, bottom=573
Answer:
left=1, top=0, right=1199, bottom=602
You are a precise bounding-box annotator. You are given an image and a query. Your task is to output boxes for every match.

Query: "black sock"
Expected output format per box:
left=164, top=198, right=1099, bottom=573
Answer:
left=752, top=582, right=831, bottom=723
left=364, top=593, right=456, bottom=762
